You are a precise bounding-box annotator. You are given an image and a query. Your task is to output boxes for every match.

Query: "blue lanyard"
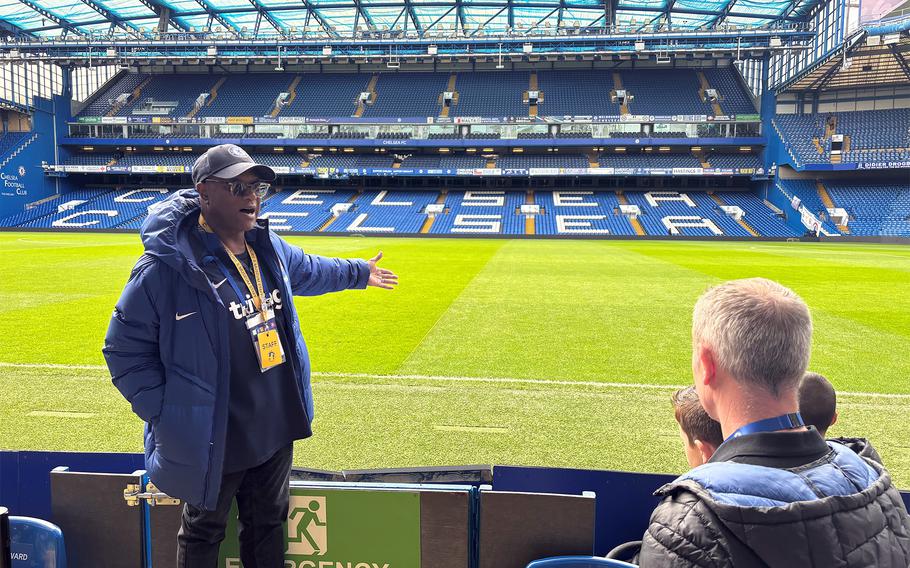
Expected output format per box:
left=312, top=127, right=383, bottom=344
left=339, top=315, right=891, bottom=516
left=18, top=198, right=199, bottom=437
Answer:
left=200, top=230, right=266, bottom=306
left=725, top=412, right=805, bottom=443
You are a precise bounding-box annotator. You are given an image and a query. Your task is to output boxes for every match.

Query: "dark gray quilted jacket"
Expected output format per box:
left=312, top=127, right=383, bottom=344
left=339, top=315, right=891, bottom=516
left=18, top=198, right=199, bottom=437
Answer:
left=639, top=443, right=910, bottom=567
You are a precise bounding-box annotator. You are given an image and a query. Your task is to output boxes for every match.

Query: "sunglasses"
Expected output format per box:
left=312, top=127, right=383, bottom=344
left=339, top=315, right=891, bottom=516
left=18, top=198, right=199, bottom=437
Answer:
left=207, top=178, right=270, bottom=198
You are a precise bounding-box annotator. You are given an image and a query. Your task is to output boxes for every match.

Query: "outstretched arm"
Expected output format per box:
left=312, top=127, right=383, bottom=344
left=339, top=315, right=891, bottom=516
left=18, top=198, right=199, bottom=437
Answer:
left=272, top=233, right=397, bottom=295
left=366, top=251, right=398, bottom=290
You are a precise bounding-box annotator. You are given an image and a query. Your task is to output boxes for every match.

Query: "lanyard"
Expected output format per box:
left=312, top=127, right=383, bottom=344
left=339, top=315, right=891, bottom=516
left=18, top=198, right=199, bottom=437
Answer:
left=725, top=412, right=805, bottom=443
left=199, top=214, right=267, bottom=317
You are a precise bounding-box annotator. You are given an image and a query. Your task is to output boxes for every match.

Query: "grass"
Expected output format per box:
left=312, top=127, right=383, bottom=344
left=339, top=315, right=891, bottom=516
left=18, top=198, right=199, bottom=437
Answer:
left=0, top=232, right=908, bottom=486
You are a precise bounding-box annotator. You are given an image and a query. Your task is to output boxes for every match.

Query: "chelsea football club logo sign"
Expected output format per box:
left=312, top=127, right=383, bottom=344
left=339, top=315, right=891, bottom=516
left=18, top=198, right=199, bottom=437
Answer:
left=17, top=166, right=25, bottom=177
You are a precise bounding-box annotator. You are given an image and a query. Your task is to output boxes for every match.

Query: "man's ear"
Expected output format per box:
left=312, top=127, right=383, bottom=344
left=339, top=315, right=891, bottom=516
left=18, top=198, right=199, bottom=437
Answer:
left=694, top=439, right=717, bottom=464
left=196, top=182, right=209, bottom=204
left=830, top=411, right=838, bottom=428
left=697, top=344, right=716, bottom=387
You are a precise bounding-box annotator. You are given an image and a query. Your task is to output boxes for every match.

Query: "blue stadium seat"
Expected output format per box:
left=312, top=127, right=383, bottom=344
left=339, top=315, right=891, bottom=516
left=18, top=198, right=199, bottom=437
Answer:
left=452, top=71, right=529, bottom=117
left=115, top=74, right=218, bottom=118
left=774, top=109, right=910, bottom=166
left=536, top=70, right=621, bottom=116
left=702, top=68, right=756, bottom=115
left=196, top=74, right=296, bottom=117
left=362, top=73, right=450, bottom=118
left=534, top=191, right=635, bottom=236
left=9, top=515, right=67, bottom=567
left=825, top=180, right=910, bottom=236
left=77, top=73, right=149, bottom=116
left=283, top=73, right=368, bottom=117
left=430, top=190, right=526, bottom=235
left=526, top=556, right=636, bottom=568
left=624, top=191, right=752, bottom=237
left=620, top=69, right=712, bottom=116
left=332, top=190, right=438, bottom=234
left=0, top=132, right=28, bottom=159
left=259, top=188, right=357, bottom=232
left=775, top=179, right=840, bottom=235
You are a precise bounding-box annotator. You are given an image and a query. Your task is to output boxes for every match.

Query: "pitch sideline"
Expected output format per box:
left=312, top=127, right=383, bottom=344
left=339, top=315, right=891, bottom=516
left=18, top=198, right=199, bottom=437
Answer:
left=1, top=361, right=908, bottom=400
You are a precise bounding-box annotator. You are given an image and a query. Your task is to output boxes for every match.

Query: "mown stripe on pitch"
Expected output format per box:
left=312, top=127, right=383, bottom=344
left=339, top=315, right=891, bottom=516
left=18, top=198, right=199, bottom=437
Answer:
left=2, top=362, right=909, bottom=400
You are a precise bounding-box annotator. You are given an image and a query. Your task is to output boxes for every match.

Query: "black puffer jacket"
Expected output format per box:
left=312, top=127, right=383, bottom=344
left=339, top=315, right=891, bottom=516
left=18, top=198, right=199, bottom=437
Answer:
left=830, top=436, right=884, bottom=465
left=639, top=441, right=910, bottom=567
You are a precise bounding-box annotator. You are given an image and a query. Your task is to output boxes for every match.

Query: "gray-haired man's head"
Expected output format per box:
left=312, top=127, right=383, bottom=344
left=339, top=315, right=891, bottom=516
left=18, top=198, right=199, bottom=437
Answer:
left=692, top=278, right=813, bottom=398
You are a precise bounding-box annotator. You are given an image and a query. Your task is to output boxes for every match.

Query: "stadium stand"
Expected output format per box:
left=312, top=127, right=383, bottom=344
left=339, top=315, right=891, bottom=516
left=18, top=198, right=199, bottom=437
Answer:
left=775, top=109, right=910, bottom=165
left=114, top=75, right=218, bottom=118
left=535, top=70, right=622, bottom=116
left=598, top=152, right=703, bottom=168
left=248, top=153, right=304, bottom=168
left=534, top=191, right=636, bottom=236
left=195, top=74, right=296, bottom=118
left=282, top=73, right=368, bottom=117
left=64, top=152, right=118, bottom=166
left=704, top=152, right=763, bottom=169
left=329, top=190, right=438, bottom=233
left=430, top=191, right=527, bottom=234
left=719, top=192, right=799, bottom=237
left=620, top=70, right=713, bottom=116
left=307, top=154, right=395, bottom=169
left=623, top=191, right=751, bottom=237
left=825, top=181, right=910, bottom=237
left=701, top=68, right=757, bottom=115
left=497, top=154, right=589, bottom=169
left=362, top=73, right=450, bottom=118
left=116, top=153, right=194, bottom=167
left=774, top=178, right=841, bottom=234
left=451, top=72, right=529, bottom=117
left=9, top=188, right=171, bottom=229
left=259, top=188, right=358, bottom=231
left=0, top=132, right=28, bottom=158
left=77, top=73, right=149, bottom=117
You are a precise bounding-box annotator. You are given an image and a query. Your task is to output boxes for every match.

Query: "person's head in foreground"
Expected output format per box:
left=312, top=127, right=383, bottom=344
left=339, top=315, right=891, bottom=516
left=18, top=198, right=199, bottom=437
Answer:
left=638, top=278, right=910, bottom=568
left=671, top=386, right=722, bottom=467
left=690, top=277, right=812, bottom=437
left=798, top=371, right=837, bottom=437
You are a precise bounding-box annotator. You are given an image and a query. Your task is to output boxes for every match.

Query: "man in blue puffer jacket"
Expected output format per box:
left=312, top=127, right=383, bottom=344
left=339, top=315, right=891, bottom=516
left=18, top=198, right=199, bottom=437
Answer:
left=639, top=278, right=910, bottom=567
left=103, top=144, right=398, bottom=567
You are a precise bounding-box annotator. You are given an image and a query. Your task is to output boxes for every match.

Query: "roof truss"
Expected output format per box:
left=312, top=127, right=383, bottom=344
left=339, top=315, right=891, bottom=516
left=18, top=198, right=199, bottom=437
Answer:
left=18, top=0, right=86, bottom=37
left=137, top=0, right=191, bottom=32
left=193, top=0, right=241, bottom=34
left=0, top=0, right=819, bottom=37
left=78, top=0, right=144, bottom=38
left=249, top=0, right=288, bottom=35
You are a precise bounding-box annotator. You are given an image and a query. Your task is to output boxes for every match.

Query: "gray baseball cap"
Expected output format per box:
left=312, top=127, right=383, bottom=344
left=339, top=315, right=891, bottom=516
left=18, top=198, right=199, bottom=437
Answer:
left=191, top=144, right=276, bottom=185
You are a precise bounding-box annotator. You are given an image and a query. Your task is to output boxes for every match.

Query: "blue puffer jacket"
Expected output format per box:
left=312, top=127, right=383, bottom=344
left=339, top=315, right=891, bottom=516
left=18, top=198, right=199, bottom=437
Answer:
left=103, top=189, right=369, bottom=510
left=640, top=442, right=910, bottom=567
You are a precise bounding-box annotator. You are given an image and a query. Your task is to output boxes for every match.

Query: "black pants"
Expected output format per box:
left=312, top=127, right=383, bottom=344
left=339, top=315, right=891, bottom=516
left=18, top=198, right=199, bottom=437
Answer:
left=176, top=444, right=293, bottom=568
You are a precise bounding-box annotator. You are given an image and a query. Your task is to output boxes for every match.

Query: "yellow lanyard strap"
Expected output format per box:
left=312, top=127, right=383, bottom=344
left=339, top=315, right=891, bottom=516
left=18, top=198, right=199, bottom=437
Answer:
left=199, top=214, right=267, bottom=314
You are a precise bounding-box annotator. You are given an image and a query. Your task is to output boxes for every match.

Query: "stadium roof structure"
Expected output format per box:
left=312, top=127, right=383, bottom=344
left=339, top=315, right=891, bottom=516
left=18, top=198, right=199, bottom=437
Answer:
left=779, top=14, right=910, bottom=91
left=0, top=0, right=825, bottom=39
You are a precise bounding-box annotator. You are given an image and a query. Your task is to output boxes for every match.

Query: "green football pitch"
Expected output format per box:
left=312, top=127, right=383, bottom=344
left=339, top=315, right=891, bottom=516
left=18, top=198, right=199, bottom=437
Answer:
left=1, top=232, right=908, bottom=486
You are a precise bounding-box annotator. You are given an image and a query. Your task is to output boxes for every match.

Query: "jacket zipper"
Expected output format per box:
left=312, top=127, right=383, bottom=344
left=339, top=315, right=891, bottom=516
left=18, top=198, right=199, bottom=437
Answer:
left=200, top=287, right=225, bottom=506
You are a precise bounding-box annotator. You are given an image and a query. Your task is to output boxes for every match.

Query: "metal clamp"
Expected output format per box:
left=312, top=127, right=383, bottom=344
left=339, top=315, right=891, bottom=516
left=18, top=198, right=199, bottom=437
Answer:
left=123, top=482, right=181, bottom=507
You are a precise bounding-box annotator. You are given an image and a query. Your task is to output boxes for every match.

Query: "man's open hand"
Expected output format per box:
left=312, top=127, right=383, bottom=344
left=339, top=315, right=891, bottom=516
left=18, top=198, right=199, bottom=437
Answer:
left=367, top=251, right=398, bottom=290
